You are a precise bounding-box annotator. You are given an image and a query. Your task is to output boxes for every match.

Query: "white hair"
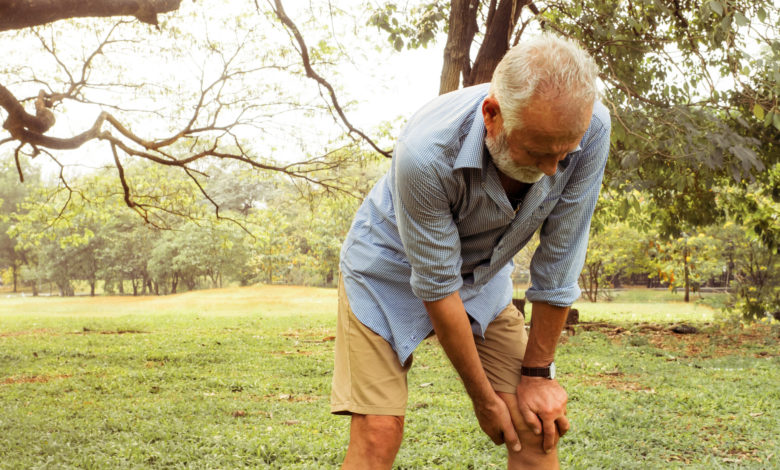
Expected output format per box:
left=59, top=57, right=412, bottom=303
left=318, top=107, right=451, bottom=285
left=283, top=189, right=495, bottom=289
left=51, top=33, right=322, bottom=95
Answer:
left=489, top=32, right=600, bottom=132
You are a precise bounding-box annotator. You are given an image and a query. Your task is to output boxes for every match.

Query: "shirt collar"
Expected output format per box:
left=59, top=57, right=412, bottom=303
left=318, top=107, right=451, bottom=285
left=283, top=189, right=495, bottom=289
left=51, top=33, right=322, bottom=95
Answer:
left=453, top=103, right=487, bottom=171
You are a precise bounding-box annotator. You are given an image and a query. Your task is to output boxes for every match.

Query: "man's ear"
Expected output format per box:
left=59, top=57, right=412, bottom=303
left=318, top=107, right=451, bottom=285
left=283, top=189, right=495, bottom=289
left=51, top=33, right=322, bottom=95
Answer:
left=482, top=96, right=502, bottom=135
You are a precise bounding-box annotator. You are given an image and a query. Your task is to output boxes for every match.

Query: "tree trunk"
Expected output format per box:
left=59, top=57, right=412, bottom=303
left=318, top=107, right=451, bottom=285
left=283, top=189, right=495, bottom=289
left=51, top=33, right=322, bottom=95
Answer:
left=439, top=0, right=479, bottom=94
left=683, top=245, right=690, bottom=302
left=0, top=0, right=183, bottom=32
left=132, top=279, right=138, bottom=296
left=89, top=280, right=96, bottom=296
left=465, top=0, right=529, bottom=87
left=12, top=264, right=18, bottom=293
left=118, top=278, right=125, bottom=294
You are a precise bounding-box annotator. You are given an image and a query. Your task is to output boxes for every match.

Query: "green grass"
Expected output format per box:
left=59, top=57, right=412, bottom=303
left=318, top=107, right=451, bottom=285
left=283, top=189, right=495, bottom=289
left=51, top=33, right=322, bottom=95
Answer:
left=1, top=287, right=778, bottom=469
left=568, top=288, right=728, bottom=324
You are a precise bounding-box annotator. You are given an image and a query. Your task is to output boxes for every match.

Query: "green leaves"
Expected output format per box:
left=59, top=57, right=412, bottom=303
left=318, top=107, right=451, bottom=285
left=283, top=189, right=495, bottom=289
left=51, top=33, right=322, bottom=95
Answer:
left=708, top=0, right=724, bottom=16
left=757, top=7, right=767, bottom=23
left=734, top=11, right=748, bottom=27
left=753, top=104, right=765, bottom=121
left=368, top=1, right=446, bottom=51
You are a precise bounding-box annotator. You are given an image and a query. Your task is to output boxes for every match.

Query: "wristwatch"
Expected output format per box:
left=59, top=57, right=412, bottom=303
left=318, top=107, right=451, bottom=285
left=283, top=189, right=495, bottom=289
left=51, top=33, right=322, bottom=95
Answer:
left=521, top=361, right=556, bottom=379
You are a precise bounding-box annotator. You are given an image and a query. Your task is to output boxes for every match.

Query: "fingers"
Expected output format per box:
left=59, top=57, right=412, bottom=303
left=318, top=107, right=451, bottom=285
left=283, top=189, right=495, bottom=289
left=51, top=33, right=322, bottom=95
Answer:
left=519, top=406, right=542, bottom=436
left=500, top=414, right=522, bottom=453
left=557, top=415, right=570, bottom=438
left=542, top=417, right=557, bottom=452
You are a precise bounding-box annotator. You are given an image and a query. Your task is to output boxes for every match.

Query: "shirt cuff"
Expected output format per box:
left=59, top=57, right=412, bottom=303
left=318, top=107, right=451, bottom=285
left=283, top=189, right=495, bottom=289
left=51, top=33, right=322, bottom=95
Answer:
left=411, top=273, right=464, bottom=302
left=525, top=283, right=581, bottom=307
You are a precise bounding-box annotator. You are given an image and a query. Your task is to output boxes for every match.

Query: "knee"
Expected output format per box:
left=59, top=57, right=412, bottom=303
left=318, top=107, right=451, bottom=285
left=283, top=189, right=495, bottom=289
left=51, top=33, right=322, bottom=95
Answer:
left=350, top=415, right=404, bottom=460
left=358, top=415, right=404, bottom=445
left=509, top=430, right=559, bottom=469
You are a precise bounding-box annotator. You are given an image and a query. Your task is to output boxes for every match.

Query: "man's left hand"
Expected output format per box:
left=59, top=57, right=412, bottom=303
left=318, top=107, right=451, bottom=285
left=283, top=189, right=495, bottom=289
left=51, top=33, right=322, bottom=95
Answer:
left=515, top=376, right=569, bottom=453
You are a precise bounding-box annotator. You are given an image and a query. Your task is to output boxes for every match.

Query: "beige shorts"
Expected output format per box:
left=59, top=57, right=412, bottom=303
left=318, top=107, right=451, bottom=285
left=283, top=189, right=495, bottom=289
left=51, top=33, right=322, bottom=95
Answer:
left=331, top=278, right=528, bottom=416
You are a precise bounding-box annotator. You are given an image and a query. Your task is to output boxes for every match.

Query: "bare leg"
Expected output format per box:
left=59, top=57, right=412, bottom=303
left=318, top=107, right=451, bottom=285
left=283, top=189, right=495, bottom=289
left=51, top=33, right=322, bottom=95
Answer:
left=498, top=392, right=560, bottom=470
left=342, top=414, right=405, bottom=470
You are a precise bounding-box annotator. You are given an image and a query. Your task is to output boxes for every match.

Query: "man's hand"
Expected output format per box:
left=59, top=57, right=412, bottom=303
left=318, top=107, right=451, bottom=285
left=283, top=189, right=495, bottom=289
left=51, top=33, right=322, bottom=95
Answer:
left=515, top=376, right=569, bottom=453
left=423, top=292, right=522, bottom=453
left=473, top=392, right=522, bottom=452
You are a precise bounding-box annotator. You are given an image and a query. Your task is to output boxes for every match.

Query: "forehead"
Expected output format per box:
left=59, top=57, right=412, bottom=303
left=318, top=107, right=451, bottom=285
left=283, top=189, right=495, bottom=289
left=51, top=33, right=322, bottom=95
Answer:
left=509, top=99, right=591, bottom=150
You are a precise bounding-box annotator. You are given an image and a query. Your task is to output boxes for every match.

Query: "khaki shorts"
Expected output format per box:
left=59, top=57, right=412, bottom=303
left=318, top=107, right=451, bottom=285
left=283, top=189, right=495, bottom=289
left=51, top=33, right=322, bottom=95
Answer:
left=331, top=278, right=528, bottom=416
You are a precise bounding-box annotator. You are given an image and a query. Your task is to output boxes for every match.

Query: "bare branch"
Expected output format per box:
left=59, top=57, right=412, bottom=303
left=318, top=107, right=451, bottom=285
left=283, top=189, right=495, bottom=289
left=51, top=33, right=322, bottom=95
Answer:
left=0, top=83, right=56, bottom=134
left=13, top=143, right=24, bottom=182
left=268, top=0, right=392, bottom=158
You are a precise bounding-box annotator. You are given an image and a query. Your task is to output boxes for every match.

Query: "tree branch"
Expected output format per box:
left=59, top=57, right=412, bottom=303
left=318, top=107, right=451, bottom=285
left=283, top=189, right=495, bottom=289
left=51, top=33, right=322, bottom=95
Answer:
left=268, top=0, right=392, bottom=158
left=0, top=0, right=182, bottom=32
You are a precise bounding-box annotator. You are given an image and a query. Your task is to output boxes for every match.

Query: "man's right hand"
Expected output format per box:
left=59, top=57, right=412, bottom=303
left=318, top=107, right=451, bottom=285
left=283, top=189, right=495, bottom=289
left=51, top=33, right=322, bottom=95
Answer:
left=423, top=292, right=522, bottom=454
left=473, top=392, right=522, bottom=452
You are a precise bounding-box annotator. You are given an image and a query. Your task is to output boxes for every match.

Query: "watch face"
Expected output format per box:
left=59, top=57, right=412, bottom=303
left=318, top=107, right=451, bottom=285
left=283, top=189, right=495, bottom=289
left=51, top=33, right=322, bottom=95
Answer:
left=549, top=361, right=556, bottom=379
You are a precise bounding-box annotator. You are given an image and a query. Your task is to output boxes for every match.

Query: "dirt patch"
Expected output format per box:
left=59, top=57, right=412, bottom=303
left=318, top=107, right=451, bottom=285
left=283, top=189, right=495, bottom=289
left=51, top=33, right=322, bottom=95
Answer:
left=281, top=329, right=336, bottom=343
left=2, top=374, right=71, bottom=385
left=575, top=321, right=778, bottom=359
left=581, top=372, right=655, bottom=393
left=69, top=328, right=148, bottom=335
left=269, top=349, right=315, bottom=356
left=263, top=393, right=323, bottom=402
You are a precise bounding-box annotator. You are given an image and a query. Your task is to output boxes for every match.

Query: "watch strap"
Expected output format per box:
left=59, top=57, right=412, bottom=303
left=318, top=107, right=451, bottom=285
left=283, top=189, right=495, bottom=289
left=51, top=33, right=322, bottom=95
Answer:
left=521, top=362, right=555, bottom=379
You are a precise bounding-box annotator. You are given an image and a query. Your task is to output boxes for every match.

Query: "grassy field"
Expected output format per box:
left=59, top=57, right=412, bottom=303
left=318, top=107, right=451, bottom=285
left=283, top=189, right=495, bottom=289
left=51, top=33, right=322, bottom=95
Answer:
left=1, top=287, right=778, bottom=469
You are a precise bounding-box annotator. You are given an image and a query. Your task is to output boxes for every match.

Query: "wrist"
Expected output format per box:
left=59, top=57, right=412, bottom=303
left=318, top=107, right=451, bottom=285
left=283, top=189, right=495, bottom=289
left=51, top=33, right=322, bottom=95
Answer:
left=520, top=361, right=556, bottom=379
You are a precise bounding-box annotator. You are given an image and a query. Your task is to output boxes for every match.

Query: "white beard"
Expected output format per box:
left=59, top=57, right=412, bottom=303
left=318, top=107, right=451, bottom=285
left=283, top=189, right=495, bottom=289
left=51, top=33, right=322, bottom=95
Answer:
left=486, top=129, right=545, bottom=184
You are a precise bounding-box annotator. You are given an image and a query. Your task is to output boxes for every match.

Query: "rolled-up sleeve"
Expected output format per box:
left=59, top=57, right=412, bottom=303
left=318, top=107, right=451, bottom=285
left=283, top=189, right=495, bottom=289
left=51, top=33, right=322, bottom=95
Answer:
left=526, top=112, right=611, bottom=306
left=392, top=141, right=463, bottom=301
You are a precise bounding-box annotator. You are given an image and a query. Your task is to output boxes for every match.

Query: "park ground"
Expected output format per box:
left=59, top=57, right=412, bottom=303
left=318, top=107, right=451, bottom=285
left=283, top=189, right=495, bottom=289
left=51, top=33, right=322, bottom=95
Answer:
left=0, top=286, right=778, bottom=469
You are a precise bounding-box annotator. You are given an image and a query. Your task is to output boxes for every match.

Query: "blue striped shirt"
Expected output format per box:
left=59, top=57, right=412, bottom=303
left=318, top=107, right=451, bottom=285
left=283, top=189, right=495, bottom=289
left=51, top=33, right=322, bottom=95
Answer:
left=340, top=83, right=610, bottom=364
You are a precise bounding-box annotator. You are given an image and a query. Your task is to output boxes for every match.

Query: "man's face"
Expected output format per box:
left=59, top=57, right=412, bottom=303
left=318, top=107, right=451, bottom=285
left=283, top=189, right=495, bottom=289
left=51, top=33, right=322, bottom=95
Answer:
left=485, top=96, right=593, bottom=183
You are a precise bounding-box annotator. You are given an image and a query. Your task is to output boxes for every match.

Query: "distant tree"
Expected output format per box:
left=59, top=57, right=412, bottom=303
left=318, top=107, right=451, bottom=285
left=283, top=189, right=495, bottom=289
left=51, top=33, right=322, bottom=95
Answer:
left=580, top=223, right=651, bottom=302
left=0, top=159, right=38, bottom=292
left=97, top=214, right=155, bottom=295
left=716, top=163, right=780, bottom=318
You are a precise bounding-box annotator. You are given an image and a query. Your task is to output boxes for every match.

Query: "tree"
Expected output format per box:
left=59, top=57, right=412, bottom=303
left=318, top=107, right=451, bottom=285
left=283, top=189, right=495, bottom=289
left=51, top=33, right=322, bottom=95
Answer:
left=716, top=163, right=780, bottom=318
left=0, top=159, right=39, bottom=292
left=1, top=1, right=388, bottom=228
left=371, top=1, right=776, bottom=212
left=96, top=213, right=155, bottom=295
left=580, top=223, right=651, bottom=302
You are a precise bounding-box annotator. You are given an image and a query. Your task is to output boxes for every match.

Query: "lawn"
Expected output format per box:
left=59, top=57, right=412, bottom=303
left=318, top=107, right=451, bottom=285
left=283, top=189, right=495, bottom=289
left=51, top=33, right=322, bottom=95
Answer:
left=1, top=287, right=778, bottom=469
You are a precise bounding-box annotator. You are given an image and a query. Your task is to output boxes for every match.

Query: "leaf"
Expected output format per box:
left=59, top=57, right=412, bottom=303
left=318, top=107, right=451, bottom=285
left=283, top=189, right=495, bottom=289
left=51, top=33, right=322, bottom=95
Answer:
left=774, top=112, right=780, bottom=131
left=765, top=110, right=775, bottom=127
left=393, top=36, right=404, bottom=51
left=709, top=0, right=723, bottom=16
left=620, top=151, right=639, bottom=169
left=734, top=11, right=748, bottom=27
left=757, top=8, right=767, bottom=22
left=753, top=104, right=765, bottom=121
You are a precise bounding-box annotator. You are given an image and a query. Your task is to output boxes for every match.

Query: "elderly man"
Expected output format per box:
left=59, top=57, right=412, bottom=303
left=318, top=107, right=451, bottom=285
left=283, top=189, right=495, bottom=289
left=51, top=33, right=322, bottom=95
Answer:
left=331, top=33, right=609, bottom=469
